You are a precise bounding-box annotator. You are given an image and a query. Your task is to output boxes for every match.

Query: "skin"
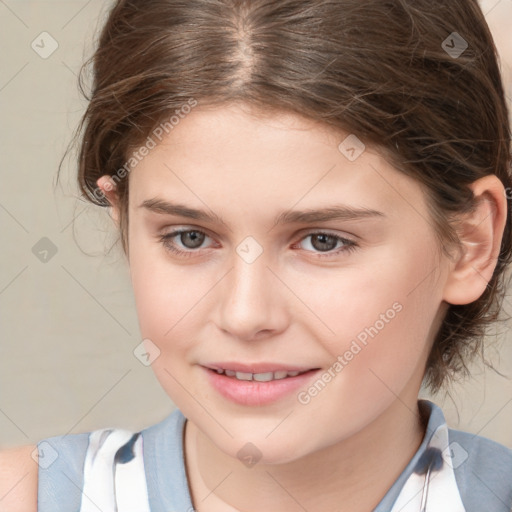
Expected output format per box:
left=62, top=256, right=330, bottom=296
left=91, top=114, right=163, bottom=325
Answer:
left=0, top=102, right=505, bottom=512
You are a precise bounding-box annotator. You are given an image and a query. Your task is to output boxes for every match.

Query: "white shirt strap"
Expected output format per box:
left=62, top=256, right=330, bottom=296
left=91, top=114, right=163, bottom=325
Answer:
left=79, top=428, right=151, bottom=512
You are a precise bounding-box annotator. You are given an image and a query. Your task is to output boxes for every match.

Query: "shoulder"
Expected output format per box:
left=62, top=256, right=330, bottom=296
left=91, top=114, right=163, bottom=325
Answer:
left=449, top=427, right=512, bottom=471
left=139, top=409, right=189, bottom=509
left=448, top=427, right=512, bottom=509
left=0, top=432, right=92, bottom=512
left=39, top=412, right=182, bottom=512
left=0, top=410, right=184, bottom=512
left=0, top=445, right=38, bottom=512
left=36, top=430, right=91, bottom=512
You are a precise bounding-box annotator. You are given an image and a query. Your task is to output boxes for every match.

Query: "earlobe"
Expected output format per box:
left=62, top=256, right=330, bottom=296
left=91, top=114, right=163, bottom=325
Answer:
left=442, top=175, right=508, bottom=305
left=96, top=175, right=121, bottom=226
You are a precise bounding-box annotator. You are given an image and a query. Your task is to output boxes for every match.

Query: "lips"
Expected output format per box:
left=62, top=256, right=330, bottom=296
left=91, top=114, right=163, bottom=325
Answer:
left=212, top=368, right=310, bottom=382
left=202, top=362, right=321, bottom=406
left=204, top=362, right=317, bottom=381
left=204, top=362, right=316, bottom=374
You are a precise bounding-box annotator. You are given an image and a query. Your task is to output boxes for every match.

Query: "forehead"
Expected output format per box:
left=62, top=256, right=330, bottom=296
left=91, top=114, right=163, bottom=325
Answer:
left=127, top=104, right=428, bottom=221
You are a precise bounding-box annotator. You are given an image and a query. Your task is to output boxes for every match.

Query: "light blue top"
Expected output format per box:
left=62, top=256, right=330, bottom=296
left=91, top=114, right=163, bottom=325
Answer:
left=37, top=400, right=512, bottom=511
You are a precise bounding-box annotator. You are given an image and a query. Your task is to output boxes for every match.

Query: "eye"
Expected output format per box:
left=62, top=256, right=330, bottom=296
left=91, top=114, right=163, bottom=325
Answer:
left=296, top=232, right=358, bottom=257
left=158, top=228, right=358, bottom=259
left=159, top=228, right=214, bottom=257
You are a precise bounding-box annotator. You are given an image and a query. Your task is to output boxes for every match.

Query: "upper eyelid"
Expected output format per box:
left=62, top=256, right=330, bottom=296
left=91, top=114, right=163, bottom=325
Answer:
left=161, top=226, right=214, bottom=239
left=161, top=226, right=355, bottom=238
left=161, top=227, right=357, bottom=248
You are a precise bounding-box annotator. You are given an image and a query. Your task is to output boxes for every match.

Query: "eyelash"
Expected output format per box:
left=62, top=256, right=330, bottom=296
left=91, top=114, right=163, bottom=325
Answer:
left=158, top=228, right=358, bottom=259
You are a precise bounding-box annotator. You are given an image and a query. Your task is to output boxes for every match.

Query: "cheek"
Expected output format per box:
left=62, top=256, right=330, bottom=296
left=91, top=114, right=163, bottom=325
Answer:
left=128, top=218, right=208, bottom=335
left=292, top=243, right=442, bottom=425
left=130, top=255, right=210, bottom=345
left=128, top=253, right=210, bottom=407
left=128, top=241, right=220, bottom=388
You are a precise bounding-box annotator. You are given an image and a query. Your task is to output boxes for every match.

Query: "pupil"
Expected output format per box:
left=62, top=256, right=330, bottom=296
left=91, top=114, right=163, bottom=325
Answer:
left=312, top=234, right=337, bottom=252
left=181, top=231, right=204, bottom=249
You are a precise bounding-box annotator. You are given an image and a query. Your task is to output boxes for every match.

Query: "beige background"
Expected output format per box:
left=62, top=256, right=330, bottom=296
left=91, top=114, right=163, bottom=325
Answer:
left=0, top=0, right=511, bottom=448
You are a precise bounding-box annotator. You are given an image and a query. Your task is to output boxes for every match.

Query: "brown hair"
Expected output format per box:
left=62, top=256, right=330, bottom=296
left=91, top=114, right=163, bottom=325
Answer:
left=71, top=0, right=512, bottom=392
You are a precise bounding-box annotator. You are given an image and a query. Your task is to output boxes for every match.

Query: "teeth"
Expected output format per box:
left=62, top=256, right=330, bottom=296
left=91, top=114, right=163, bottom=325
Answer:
left=235, top=372, right=253, bottom=381
left=253, top=372, right=274, bottom=382
left=216, top=369, right=308, bottom=381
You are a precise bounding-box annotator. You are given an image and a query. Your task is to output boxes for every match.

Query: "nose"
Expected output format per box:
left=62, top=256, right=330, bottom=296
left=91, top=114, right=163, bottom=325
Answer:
left=216, top=248, right=289, bottom=341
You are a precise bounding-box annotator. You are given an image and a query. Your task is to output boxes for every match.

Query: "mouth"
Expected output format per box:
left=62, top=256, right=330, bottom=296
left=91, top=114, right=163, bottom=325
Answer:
left=201, top=363, right=321, bottom=406
left=207, top=368, right=314, bottom=382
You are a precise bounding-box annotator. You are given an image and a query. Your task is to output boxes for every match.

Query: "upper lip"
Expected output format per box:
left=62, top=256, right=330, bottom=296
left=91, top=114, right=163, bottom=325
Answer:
left=203, top=362, right=319, bottom=373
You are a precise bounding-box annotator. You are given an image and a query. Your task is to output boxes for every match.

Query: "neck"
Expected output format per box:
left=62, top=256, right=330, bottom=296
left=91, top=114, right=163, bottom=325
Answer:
left=184, top=396, right=426, bottom=512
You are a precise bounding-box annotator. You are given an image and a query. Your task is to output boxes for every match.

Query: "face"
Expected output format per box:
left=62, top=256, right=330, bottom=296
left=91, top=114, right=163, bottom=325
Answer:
left=125, top=103, right=451, bottom=464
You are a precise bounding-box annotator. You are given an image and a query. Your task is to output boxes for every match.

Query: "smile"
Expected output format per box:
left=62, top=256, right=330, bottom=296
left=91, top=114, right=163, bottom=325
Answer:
left=212, top=368, right=310, bottom=381
left=202, top=364, right=321, bottom=406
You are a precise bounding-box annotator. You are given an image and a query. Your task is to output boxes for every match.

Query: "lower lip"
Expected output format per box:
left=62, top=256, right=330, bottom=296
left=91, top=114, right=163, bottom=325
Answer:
left=203, top=367, right=320, bottom=406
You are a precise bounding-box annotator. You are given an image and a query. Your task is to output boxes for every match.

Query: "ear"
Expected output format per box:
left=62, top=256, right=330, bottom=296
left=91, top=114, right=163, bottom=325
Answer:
left=96, top=175, right=121, bottom=226
left=442, top=174, right=508, bottom=305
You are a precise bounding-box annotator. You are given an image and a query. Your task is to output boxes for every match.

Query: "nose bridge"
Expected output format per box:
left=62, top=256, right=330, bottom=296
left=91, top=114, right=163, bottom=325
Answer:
left=231, top=252, right=268, bottom=302
left=216, top=240, right=286, bottom=338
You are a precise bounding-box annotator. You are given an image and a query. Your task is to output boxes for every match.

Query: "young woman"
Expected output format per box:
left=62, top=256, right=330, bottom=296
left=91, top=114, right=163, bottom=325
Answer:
left=1, top=0, right=511, bottom=510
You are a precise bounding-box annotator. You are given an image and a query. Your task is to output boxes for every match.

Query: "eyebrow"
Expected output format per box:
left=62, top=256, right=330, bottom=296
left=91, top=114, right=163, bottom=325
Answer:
left=139, top=197, right=385, bottom=226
